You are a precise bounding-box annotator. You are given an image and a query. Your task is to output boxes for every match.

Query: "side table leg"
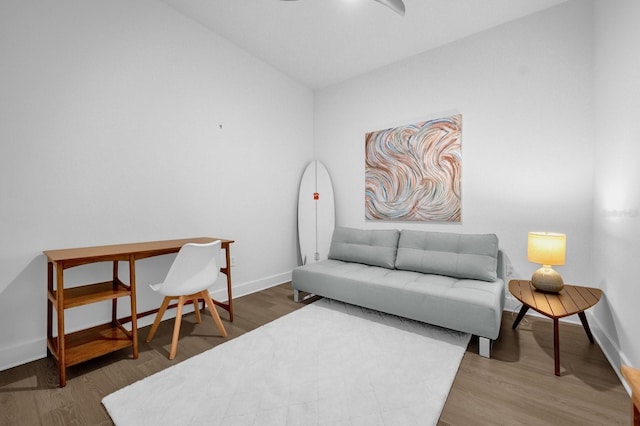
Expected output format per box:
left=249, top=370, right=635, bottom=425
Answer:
left=554, top=318, right=560, bottom=376
left=577, top=311, right=595, bottom=344
left=512, top=305, right=530, bottom=329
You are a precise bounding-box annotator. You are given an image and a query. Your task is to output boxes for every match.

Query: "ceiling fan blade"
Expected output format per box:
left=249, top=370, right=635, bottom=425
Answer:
left=373, top=0, right=406, bottom=16
left=280, top=0, right=406, bottom=16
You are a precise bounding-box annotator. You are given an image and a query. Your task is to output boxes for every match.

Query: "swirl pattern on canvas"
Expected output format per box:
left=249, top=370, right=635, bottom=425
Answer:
left=365, top=114, right=461, bottom=222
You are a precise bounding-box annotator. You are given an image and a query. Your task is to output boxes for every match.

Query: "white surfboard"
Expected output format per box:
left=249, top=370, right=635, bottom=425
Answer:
left=297, top=160, right=335, bottom=265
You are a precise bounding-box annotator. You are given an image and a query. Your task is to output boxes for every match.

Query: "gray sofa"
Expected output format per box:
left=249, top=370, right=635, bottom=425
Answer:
left=292, top=227, right=505, bottom=358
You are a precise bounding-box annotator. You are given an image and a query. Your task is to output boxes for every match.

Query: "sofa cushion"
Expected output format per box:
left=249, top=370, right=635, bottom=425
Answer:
left=328, top=227, right=400, bottom=269
left=395, top=230, right=499, bottom=282
left=292, top=259, right=505, bottom=340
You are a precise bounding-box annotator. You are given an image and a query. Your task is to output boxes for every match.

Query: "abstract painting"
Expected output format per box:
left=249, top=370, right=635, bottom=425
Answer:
left=365, top=114, right=462, bottom=222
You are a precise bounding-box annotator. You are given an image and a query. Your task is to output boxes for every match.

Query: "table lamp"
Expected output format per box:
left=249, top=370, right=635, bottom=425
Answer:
left=527, top=232, right=566, bottom=293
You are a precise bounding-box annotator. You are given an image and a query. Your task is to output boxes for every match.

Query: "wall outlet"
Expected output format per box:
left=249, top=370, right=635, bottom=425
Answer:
left=230, top=256, right=237, bottom=266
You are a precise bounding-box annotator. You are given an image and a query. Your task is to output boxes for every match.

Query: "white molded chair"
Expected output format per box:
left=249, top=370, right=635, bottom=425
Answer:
left=146, top=241, right=228, bottom=359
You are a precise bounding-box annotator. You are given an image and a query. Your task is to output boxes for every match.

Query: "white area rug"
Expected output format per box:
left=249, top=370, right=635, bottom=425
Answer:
left=103, top=298, right=470, bottom=425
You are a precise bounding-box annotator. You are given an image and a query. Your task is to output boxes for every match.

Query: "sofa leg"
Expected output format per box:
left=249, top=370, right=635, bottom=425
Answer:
left=479, top=337, right=491, bottom=358
left=293, top=289, right=316, bottom=303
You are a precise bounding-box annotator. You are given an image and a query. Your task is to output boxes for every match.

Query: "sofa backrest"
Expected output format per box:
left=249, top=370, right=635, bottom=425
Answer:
left=328, top=227, right=400, bottom=269
left=395, top=230, right=499, bottom=282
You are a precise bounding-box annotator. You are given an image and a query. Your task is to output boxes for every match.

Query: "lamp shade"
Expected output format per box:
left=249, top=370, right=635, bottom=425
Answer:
left=527, top=232, right=566, bottom=266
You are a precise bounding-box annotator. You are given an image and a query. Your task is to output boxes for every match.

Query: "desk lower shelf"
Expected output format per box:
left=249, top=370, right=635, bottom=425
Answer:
left=47, top=323, right=133, bottom=367
left=49, top=280, right=131, bottom=309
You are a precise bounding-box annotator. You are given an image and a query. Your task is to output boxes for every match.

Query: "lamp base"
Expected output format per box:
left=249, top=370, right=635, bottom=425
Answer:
left=531, top=266, right=564, bottom=293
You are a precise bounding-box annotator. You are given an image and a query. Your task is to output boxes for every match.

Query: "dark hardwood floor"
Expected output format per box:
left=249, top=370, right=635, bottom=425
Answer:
left=0, top=283, right=630, bottom=425
left=441, top=311, right=630, bottom=425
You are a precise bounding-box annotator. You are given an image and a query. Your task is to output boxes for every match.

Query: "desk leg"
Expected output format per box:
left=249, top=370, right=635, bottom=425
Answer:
left=224, top=266, right=233, bottom=322
left=577, top=311, right=595, bottom=344
left=56, top=265, right=66, bottom=387
left=554, top=318, right=560, bottom=376
left=213, top=242, right=234, bottom=322
left=46, top=262, right=53, bottom=358
left=512, top=305, right=529, bottom=329
left=129, top=256, right=138, bottom=359
left=112, top=261, right=119, bottom=325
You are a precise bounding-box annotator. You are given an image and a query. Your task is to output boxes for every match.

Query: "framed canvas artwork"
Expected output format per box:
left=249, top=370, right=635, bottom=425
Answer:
left=365, top=114, right=462, bottom=222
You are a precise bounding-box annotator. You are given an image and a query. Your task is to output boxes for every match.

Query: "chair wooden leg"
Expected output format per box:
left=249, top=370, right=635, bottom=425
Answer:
left=169, top=296, right=186, bottom=360
left=202, top=291, right=228, bottom=337
left=193, top=297, right=202, bottom=324
left=146, top=296, right=172, bottom=343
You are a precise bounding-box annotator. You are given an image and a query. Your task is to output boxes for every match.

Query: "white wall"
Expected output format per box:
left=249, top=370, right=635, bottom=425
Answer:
left=592, top=0, right=640, bottom=378
left=314, top=0, right=640, bottom=384
left=0, top=0, right=313, bottom=369
left=314, top=1, right=594, bottom=289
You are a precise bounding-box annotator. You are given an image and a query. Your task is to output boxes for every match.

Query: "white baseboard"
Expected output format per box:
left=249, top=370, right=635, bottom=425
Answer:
left=0, top=271, right=293, bottom=372
left=0, top=338, right=47, bottom=372
left=211, top=271, right=292, bottom=303
left=587, top=313, right=633, bottom=395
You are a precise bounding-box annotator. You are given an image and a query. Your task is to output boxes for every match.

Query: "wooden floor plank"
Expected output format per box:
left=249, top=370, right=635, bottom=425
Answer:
left=0, top=283, right=630, bottom=425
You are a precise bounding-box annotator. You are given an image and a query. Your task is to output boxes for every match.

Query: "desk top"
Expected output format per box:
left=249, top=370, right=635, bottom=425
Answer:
left=44, top=237, right=234, bottom=266
left=509, top=279, right=602, bottom=320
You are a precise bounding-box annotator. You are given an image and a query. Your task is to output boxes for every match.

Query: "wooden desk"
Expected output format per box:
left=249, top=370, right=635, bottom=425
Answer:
left=509, top=280, right=602, bottom=376
left=44, top=237, right=234, bottom=387
left=622, top=365, right=640, bottom=425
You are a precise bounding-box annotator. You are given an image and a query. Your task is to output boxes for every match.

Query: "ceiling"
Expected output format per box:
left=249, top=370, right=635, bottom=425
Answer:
left=160, top=0, right=569, bottom=89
